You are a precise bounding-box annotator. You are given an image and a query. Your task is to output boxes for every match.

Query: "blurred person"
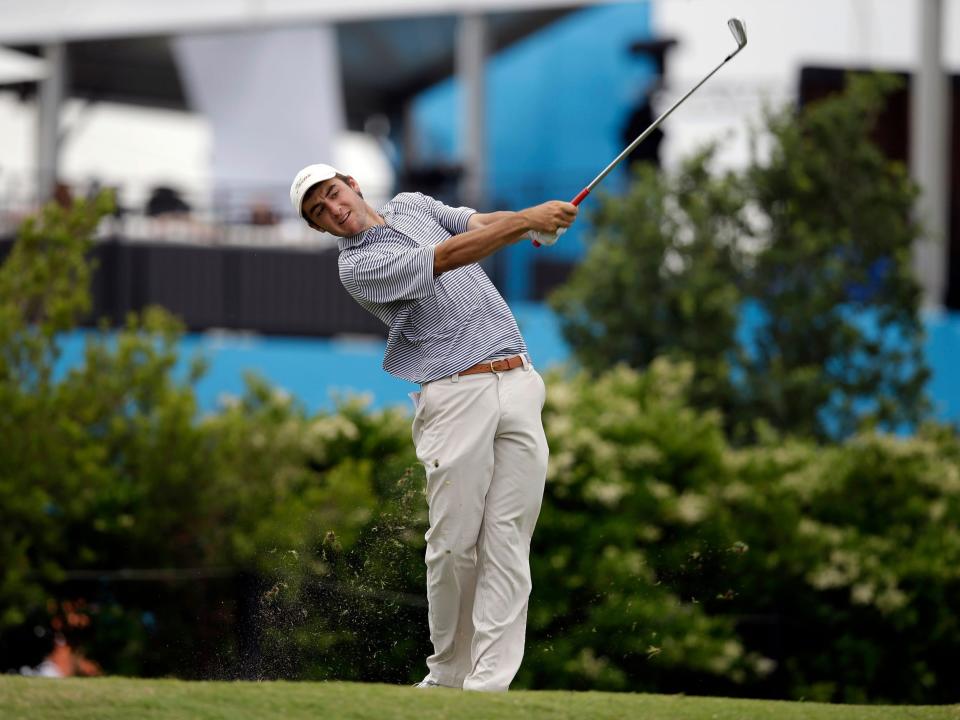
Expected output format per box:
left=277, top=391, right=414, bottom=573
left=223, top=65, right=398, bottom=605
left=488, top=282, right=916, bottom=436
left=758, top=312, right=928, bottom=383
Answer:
left=19, top=635, right=102, bottom=678
left=85, top=177, right=102, bottom=202
left=621, top=97, right=663, bottom=170
left=20, top=599, right=102, bottom=678
left=621, top=40, right=675, bottom=173
left=145, top=185, right=191, bottom=217
left=290, top=164, right=577, bottom=692
left=52, top=181, right=73, bottom=209
left=249, top=200, right=278, bottom=226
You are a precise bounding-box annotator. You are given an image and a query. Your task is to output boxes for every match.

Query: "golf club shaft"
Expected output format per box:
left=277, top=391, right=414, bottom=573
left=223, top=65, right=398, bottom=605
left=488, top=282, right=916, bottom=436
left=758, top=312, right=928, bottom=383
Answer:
left=532, top=19, right=746, bottom=247
left=572, top=51, right=740, bottom=207
left=531, top=57, right=731, bottom=247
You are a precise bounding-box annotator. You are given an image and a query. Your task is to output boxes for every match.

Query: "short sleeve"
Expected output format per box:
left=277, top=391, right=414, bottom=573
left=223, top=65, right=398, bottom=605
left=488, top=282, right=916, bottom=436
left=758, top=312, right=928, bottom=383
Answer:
left=416, top=193, right=476, bottom=235
left=340, top=245, right=436, bottom=304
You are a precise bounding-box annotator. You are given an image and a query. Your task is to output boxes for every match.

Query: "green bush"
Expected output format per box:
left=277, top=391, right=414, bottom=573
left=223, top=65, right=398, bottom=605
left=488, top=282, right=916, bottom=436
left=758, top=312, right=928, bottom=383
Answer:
left=522, top=361, right=960, bottom=702
left=725, top=422, right=960, bottom=703
left=521, top=361, right=767, bottom=695
left=0, top=197, right=426, bottom=679
left=0, top=197, right=229, bottom=673
left=198, top=381, right=428, bottom=682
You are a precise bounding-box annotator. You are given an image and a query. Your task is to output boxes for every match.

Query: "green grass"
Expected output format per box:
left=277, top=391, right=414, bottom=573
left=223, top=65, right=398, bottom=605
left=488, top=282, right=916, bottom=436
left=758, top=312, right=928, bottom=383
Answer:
left=0, top=677, right=957, bottom=720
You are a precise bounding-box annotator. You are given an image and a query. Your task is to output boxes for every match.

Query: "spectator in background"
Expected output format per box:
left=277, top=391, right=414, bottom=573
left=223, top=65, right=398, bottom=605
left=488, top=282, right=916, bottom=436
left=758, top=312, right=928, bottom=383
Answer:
left=620, top=39, right=676, bottom=173
left=20, top=635, right=103, bottom=678
left=19, top=599, right=102, bottom=678
left=620, top=97, right=663, bottom=171
left=145, top=186, right=191, bottom=217
left=249, top=201, right=278, bottom=226
left=53, top=181, right=73, bottom=209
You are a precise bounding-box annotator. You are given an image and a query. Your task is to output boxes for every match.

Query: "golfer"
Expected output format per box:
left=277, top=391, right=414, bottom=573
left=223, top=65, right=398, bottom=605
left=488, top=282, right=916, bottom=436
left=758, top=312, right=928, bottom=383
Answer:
left=290, top=164, right=576, bottom=691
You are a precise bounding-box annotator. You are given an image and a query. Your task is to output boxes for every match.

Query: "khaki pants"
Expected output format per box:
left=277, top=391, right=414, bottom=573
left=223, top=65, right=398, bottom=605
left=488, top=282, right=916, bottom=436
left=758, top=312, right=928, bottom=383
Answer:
left=410, top=358, right=548, bottom=691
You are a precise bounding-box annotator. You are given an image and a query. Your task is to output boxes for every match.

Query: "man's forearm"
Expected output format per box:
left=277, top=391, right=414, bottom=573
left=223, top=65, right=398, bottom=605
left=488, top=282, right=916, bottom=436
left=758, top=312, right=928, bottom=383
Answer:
left=434, top=212, right=528, bottom=275
left=468, top=210, right=516, bottom=230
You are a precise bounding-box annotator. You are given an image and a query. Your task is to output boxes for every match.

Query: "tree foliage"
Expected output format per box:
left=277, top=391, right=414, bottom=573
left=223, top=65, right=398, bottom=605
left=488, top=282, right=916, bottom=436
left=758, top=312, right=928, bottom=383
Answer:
left=550, top=74, right=930, bottom=441
left=0, top=195, right=432, bottom=679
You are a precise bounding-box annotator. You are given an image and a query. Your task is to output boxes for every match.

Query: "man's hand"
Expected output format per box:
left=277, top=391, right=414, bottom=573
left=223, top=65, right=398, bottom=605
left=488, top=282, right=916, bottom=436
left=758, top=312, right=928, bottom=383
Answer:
left=520, top=201, right=578, bottom=235
left=434, top=201, right=577, bottom=275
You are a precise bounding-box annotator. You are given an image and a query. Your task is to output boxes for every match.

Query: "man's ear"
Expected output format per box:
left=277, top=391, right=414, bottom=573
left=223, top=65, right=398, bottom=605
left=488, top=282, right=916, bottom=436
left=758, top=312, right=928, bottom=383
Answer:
left=346, top=176, right=364, bottom=198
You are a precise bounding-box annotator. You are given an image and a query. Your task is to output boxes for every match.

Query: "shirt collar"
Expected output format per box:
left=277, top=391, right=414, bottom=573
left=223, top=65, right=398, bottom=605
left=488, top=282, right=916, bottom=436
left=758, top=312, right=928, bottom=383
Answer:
left=337, top=229, right=368, bottom=251
left=336, top=202, right=394, bottom=251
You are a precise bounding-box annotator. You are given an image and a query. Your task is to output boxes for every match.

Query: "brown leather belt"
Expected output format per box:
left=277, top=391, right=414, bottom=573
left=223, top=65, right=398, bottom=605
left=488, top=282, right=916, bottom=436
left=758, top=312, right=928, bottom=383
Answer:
left=458, top=354, right=526, bottom=376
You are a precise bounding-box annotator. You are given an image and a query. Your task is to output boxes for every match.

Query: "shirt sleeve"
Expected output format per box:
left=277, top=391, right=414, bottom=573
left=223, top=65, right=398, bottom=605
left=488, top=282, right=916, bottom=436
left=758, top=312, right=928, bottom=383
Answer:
left=340, top=245, right=436, bottom=304
left=415, top=193, right=476, bottom=235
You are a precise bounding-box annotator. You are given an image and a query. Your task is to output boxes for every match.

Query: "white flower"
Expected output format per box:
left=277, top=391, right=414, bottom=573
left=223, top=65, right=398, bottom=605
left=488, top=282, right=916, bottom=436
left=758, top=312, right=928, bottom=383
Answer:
left=851, top=582, right=875, bottom=605
left=675, top=492, right=709, bottom=524
left=586, top=480, right=629, bottom=508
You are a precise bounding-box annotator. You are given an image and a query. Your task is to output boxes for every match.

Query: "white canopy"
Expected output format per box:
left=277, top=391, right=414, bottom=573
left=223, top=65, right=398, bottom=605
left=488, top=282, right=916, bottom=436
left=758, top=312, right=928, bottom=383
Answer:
left=0, top=0, right=623, bottom=43
left=0, top=46, right=47, bottom=84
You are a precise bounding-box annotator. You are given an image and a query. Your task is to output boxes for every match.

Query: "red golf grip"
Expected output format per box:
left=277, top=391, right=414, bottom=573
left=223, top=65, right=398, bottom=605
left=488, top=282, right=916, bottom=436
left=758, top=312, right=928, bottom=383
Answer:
left=532, top=187, right=591, bottom=247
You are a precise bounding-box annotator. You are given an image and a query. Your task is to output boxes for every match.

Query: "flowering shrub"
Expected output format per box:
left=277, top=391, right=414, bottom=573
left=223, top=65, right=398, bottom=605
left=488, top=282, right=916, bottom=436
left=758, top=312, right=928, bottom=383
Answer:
left=522, top=361, right=960, bottom=702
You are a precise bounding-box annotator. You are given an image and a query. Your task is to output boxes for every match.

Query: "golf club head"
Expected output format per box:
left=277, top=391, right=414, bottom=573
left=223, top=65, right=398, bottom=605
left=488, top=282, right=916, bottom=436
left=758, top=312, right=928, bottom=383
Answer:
left=728, top=18, right=747, bottom=50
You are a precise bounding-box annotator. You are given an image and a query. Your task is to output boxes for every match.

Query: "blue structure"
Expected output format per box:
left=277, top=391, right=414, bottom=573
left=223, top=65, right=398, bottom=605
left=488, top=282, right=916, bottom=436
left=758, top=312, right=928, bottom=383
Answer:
left=924, top=311, right=960, bottom=423
left=54, top=307, right=960, bottom=428
left=412, top=2, right=656, bottom=300
left=52, top=303, right=567, bottom=416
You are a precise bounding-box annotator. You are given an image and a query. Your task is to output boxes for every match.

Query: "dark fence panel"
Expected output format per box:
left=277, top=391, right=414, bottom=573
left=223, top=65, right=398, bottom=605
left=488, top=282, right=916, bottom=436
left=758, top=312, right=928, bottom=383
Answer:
left=531, top=257, right=576, bottom=302
left=0, top=237, right=387, bottom=338
left=799, top=65, right=960, bottom=310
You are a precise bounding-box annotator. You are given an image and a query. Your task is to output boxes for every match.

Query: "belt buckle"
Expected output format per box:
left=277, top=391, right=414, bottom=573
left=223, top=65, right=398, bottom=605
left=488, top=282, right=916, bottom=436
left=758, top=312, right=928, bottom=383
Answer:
left=491, top=358, right=507, bottom=372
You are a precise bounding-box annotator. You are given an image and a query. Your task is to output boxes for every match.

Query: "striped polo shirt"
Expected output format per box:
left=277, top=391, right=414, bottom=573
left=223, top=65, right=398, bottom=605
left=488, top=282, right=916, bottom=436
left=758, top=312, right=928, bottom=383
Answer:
left=337, top=192, right=527, bottom=384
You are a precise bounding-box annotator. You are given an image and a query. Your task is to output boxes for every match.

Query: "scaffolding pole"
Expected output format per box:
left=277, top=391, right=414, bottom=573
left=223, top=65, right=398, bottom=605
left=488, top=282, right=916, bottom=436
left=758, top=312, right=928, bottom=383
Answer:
left=36, top=41, right=66, bottom=206
left=456, top=13, right=488, bottom=210
left=910, top=0, right=950, bottom=309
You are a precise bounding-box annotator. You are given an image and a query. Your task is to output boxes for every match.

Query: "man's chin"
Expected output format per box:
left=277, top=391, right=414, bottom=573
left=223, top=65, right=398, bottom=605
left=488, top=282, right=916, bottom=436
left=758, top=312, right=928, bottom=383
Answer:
left=339, top=220, right=365, bottom=236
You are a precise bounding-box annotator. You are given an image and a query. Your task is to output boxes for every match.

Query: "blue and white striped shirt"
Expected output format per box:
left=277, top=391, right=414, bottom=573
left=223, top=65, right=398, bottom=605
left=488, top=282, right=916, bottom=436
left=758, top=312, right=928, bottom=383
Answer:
left=337, top=192, right=527, bottom=383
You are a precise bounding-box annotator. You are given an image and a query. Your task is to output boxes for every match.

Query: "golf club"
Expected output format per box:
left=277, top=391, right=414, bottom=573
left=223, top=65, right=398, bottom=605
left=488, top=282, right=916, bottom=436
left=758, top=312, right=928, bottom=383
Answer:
left=532, top=18, right=748, bottom=247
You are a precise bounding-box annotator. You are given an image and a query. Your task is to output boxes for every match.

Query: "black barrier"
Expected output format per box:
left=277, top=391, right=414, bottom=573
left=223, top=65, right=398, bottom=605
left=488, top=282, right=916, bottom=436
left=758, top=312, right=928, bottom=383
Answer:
left=799, top=66, right=960, bottom=310
left=0, top=237, right=387, bottom=338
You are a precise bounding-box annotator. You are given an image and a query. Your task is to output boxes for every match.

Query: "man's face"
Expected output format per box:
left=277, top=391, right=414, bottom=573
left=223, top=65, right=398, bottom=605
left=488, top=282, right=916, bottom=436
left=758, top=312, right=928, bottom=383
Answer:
left=301, top=176, right=371, bottom=237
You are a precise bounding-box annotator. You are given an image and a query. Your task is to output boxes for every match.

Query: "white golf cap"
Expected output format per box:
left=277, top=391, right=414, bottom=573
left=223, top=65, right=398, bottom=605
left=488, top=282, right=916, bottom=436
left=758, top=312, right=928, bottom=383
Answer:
left=290, top=163, right=343, bottom=220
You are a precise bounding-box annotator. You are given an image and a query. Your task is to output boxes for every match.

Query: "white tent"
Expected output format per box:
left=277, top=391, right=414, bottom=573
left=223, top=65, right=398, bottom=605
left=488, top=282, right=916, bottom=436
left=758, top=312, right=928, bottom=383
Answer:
left=0, top=46, right=46, bottom=84
left=0, top=1, right=620, bottom=43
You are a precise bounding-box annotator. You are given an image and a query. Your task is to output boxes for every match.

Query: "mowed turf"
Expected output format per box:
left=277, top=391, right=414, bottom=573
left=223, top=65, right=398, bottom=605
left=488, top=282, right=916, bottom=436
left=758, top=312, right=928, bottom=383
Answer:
left=1, top=677, right=957, bottom=720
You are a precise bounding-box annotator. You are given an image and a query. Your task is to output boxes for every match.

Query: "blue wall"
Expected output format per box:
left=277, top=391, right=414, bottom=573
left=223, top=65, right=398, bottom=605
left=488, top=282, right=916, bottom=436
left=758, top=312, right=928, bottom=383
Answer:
left=923, top=311, right=960, bottom=422
left=412, top=2, right=655, bottom=300
left=51, top=303, right=566, bottom=416
left=54, top=305, right=960, bottom=427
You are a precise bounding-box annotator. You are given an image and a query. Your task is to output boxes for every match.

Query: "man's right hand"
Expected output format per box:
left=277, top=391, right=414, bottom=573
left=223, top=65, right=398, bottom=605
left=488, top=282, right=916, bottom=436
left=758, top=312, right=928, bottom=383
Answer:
left=521, top=201, right=578, bottom=235
left=434, top=200, right=577, bottom=275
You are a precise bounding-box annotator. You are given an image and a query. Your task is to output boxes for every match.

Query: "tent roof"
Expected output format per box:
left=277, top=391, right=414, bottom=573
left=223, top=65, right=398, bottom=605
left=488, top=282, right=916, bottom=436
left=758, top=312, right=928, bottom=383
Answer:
left=4, top=8, right=576, bottom=127
left=0, top=1, right=609, bottom=44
